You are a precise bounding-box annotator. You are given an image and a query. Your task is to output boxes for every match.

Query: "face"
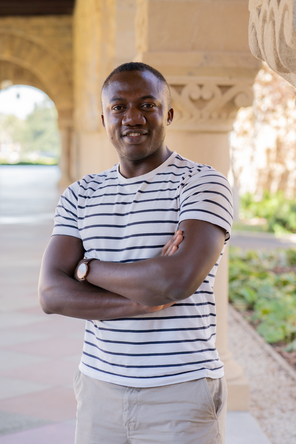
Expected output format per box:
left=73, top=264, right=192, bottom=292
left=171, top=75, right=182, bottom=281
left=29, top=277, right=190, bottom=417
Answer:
left=101, top=70, right=173, bottom=176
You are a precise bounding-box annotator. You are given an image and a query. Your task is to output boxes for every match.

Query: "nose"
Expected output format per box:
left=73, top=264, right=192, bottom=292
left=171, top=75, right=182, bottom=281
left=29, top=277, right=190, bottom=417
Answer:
left=122, top=106, right=146, bottom=126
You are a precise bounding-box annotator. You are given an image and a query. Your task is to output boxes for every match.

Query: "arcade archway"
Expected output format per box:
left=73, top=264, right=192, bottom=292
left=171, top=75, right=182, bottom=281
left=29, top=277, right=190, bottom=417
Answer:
left=0, top=31, right=73, bottom=188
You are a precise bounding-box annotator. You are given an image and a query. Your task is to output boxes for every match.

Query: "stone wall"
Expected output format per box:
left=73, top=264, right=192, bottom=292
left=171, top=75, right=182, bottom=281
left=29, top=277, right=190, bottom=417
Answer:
left=72, top=0, right=139, bottom=179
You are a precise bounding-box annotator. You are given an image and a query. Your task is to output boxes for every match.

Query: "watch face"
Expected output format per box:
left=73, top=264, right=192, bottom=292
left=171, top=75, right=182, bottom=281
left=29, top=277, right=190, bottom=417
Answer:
left=77, top=263, right=87, bottom=280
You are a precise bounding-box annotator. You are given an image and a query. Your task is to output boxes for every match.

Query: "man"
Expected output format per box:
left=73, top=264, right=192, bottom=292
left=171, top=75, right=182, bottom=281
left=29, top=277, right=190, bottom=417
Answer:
left=39, top=62, right=233, bottom=444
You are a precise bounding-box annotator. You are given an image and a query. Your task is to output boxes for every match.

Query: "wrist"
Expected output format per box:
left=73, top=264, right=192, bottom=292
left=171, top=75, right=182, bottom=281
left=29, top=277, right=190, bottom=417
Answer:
left=76, top=257, right=97, bottom=282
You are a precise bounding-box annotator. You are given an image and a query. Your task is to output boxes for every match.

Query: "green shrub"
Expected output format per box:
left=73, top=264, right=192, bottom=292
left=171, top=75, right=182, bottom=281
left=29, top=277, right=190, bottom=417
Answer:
left=229, top=247, right=296, bottom=347
left=240, top=191, right=296, bottom=234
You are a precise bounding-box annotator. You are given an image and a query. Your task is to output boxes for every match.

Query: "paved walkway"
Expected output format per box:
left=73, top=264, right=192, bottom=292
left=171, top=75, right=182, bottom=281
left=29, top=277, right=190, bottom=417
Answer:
left=0, top=166, right=272, bottom=443
left=230, top=230, right=296, bottom=250
left=0, top=166, right=83, bottom=442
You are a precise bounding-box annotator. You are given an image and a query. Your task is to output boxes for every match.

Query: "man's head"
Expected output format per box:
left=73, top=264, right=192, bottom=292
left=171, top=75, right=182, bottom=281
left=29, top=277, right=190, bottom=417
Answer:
left=101, top=62, right=174, bottom=177
left=101, top=62, right=171, bottom=108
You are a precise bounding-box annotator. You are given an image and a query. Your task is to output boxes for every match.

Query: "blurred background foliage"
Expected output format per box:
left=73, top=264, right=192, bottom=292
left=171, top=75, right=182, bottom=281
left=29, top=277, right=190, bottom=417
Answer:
left=0, top=97, right=60, bottom=165
left=238, top=191, right=296, bottom=235
left=230, top=63, right=296, bottom=221
left=229, top=247, right=296, bottom=352
left=229, top=63, right=296, bottom=360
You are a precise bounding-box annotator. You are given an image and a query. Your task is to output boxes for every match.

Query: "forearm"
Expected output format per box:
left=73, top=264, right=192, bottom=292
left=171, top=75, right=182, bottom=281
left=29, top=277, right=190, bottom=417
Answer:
left=83, top=220, right=226, bottom=306
left=38, top=269, right=156, bottom=320
left=38, top=234, right=175, bottom=321
left=86, top=256, right=194, bottom=306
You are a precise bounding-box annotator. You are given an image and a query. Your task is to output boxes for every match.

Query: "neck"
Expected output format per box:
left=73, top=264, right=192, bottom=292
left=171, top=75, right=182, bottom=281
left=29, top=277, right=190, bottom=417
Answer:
left=119, top=146, right=172, bottom=178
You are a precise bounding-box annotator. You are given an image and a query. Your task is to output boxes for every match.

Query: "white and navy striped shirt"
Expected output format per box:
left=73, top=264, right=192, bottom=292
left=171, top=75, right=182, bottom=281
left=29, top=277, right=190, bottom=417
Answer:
left=53, top=151, right=233, bottom=387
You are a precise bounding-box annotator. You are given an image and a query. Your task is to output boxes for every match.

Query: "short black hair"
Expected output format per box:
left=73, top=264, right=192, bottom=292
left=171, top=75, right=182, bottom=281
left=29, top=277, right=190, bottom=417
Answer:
left=101, top=62, right=171, bottom=107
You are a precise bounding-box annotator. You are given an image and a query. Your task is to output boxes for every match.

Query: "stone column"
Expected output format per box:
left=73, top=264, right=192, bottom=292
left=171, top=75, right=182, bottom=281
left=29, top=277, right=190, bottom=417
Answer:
left=164, top=76, right=254, bottom=410
left=249, top=0, right=296, bottom=88
left=58, top=114, right=73, bottom=191
left=72, top=0, right=139, bottom=179
left=135, top=0, right=262, bottom=410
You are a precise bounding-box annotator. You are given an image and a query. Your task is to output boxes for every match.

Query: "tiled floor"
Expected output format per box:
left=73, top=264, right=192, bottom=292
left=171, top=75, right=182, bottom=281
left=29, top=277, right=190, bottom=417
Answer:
left=0, top=218, right=84, bottom=439
left=0, top=166, right=82, bottom=441
left=0, top=166, right=272, bottom=443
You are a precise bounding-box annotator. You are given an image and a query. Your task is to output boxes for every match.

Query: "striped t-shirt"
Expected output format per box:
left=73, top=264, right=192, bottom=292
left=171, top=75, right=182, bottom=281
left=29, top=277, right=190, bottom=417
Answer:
left=53, top=151, right=233, bottom=387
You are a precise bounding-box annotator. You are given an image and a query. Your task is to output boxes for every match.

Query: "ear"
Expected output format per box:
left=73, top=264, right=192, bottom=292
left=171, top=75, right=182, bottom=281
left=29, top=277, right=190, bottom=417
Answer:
left=101, top=113, right=105, bottom=129
left=167, top=107, right=174, bottom=126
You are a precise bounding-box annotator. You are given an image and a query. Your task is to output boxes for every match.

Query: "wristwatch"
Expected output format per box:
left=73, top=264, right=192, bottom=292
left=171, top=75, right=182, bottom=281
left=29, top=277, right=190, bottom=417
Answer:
left=77, top=258, right=96, bottom=282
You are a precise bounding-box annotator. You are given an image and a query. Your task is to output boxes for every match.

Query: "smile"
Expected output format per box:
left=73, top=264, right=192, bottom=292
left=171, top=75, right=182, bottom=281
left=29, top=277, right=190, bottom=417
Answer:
left=122, top=130, right=148, bottom=137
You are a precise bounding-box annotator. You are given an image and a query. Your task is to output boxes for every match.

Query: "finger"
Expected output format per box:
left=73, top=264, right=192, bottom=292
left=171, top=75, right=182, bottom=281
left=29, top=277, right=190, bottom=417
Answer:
left=164, top=238, right=180, bottom=256
left=167, top=245, right=177, bottom=256
left=164, top=233, right=183, bottom=256
left=149, top=301, right=175, bottom=313
left=162, top=230, right=183, bottom=256
left=174, top=232, right=183, bottom=247
left=148, top=304, right=164, bottom=313
left=162, top=301, right=175, bottom=308
left=159, top=301, right=175, bottom=310
left=161, top=233, right=177, bottom=255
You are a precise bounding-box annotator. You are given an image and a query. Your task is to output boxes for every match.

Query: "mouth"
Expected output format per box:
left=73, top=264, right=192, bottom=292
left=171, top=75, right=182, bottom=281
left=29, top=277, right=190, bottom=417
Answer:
left=121, top=129, right=148, bottom=143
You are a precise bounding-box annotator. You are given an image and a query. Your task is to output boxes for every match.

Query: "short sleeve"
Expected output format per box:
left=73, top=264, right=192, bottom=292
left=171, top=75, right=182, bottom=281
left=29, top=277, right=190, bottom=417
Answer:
left=52, top=181, right=81, bottom=239
left=179, top=168, right=233, bottom=241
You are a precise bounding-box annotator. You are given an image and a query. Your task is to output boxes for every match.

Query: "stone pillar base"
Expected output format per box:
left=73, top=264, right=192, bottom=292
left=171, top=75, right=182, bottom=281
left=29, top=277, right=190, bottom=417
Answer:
left=227, top=376, right=250, bottom=411
left=223, top=351, right=250, bottom=411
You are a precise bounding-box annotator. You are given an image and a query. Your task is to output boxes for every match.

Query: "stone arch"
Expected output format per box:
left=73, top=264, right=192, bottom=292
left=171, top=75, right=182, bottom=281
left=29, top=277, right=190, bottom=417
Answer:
left=0, top=61, right=49, bottom=95
left=0, top=32, right=73, bottom=117
left=0, top=32, right=73, bottom=186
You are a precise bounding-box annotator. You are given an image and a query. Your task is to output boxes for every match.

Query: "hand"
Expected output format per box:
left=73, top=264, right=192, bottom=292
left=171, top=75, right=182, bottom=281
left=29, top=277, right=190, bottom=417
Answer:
left=161, top=229, right=183, bottom=256
left=145, top=301, right=176, bottom=313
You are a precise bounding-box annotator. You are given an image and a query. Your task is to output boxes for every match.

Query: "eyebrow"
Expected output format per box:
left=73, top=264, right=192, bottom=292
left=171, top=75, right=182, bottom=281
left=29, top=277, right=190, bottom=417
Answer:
left=110, top=97, right=125, bottom=103
left=109, top=94, right=158, bottom=103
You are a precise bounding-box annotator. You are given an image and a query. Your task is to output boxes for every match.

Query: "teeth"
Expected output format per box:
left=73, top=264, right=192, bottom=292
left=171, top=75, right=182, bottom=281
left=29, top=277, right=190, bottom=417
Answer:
left=123, top=132, right=147, bottom=137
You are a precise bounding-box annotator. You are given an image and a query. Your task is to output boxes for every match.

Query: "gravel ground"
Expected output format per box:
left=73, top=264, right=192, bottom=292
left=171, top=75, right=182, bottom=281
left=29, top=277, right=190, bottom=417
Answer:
left=227, top=306, right=296, bottom=444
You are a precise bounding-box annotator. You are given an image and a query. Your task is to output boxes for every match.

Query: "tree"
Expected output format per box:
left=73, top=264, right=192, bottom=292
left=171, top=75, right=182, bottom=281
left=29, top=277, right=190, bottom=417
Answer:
left=0, top=113, right=24, bottom=143
left=17, top=98, right=60, bottom=156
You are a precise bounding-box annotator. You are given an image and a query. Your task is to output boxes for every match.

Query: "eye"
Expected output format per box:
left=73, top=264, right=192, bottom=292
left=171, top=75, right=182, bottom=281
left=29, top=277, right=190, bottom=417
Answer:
left=142, top=103, right=155, bottom=109
left=112, top=105, right=124, bottom=112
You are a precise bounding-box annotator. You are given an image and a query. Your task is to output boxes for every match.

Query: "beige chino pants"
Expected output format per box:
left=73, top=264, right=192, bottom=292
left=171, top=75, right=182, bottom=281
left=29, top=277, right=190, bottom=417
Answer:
left=73, top=369, right=227, bottom=444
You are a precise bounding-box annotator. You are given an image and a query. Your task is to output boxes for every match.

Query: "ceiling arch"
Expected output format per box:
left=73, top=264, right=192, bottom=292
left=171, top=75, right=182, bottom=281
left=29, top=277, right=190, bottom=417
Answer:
left=0, top=60, right=49, bottom=96
left=0, top=32, right=73, bottom=119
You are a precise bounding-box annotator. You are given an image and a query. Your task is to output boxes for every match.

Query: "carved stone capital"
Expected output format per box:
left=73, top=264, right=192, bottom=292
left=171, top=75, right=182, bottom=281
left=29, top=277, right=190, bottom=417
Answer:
left=167, top=76, right=254, bottom=133
left=249, top=0, right=296, bottom=87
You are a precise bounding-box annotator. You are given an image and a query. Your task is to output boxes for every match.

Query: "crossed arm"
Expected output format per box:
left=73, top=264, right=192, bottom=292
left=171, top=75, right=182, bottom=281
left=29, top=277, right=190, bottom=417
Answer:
left=38, top=219, right=226, bottom=320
